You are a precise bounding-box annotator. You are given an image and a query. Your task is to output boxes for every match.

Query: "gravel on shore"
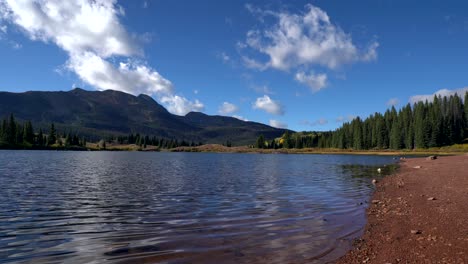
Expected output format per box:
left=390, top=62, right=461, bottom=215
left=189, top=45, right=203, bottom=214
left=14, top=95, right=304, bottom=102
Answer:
left=336, top=154, right=468, bottom=263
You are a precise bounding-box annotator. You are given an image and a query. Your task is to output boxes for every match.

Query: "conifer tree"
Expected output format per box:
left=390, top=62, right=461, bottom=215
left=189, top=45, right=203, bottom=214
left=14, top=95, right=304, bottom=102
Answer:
left=389, top=118, right=402, bottom=149
left=48, top=123, right=57, bottom=146
left=23, top=121, right=34, bottom=144
left=465, top=92, right=468, bottom=138
left=256, top=134, right=265, bottom=149
left=8, top=114, right=16, bottom=145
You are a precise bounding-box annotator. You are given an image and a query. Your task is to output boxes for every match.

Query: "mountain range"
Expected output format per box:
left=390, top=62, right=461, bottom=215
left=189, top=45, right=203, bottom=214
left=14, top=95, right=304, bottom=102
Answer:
left=0, top=88, right=289, bottom=145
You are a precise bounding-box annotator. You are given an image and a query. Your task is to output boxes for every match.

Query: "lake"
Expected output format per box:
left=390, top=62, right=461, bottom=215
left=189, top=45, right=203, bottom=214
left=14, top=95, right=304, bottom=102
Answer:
left=0, top=151, right=397, bottom=263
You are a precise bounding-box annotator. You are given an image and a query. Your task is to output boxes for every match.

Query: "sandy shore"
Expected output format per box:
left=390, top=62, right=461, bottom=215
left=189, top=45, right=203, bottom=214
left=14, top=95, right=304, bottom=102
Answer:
left=337, top=154, right=468, bottom=263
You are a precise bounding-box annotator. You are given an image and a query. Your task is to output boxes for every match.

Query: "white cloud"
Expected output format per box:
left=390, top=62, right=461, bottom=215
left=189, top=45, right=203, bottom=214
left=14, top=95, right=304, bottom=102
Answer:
left=218, top=102, right=239, bottom=115
left=233, top=115, right=249, bottom=122
left=1, top=0, right=203, bottom=115
left=252, top=95, right=285, bottom=115
left=242, top=4, right=378, bottom=71
left=295, top=71, right=327, bottom=92
left=301, top=118, right=328, bottom=127
left=269, top=119, right=288, bottom=128
left=2, top=0, right=137, bottom=57
left=386, top=98, right=399, bottom=106
left=160, top=95, right=204, bottom=116
left=67, top=52, right=173, bottom=96
left=0, top=25, right=6, bottom=33
left=336, top=115, right=356, bottom=123
left=362, top=41, right=379, bottom=61
left=409, top=87, right=468, bottom=104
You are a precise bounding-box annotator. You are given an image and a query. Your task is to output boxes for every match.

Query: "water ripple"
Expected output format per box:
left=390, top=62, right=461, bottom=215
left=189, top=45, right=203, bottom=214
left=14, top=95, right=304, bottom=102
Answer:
left=0, top=151, right=397, bottom=263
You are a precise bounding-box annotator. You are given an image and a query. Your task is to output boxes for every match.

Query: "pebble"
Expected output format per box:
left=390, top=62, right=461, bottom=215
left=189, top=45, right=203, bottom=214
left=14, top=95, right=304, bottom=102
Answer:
left=427, top=197, right=436, bottom=201
left=372, top=179, right=378, bottom=184
left=411, top=230, right=422, bottom=235
left=372, top=200, right=380, bottom=204
left=413, top=165, right=422, bottom=169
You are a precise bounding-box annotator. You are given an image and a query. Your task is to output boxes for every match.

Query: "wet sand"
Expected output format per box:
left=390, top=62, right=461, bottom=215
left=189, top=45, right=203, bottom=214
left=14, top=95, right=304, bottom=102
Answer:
left=337, top=154, right=468, bottom=263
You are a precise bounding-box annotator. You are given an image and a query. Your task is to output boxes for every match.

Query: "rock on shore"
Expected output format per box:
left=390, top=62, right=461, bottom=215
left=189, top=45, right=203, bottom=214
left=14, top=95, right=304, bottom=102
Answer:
left=336, top=155, right=468, bottom=263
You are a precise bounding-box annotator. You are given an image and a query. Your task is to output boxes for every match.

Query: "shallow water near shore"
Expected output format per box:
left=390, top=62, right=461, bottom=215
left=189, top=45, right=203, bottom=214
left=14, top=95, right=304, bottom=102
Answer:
left=0, top=151, right=398, bottom=263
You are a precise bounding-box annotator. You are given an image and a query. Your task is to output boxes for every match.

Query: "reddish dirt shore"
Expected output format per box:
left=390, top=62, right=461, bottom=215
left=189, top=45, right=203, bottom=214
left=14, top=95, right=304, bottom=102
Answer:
left=337, top=154, right=468, bottom=264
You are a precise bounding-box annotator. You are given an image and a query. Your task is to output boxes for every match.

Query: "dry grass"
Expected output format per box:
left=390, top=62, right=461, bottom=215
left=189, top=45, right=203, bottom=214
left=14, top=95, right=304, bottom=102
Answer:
left=171, top=144, right=468, bottom=156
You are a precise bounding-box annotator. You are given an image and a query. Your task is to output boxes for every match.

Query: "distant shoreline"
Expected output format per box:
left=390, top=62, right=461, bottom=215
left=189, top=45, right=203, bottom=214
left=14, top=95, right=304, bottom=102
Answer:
left=170, top=144, right=467, bottom=156
left=1, top=143, right=467, bottom=156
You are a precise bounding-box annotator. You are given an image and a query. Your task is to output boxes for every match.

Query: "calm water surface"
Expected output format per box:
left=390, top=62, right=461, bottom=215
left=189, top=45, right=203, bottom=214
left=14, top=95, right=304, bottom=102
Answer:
left=0, top=151, right=397, bottom=263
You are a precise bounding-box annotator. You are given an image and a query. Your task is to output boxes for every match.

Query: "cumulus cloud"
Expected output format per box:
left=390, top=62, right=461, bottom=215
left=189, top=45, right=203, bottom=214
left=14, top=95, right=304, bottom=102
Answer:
left=295, top=71, right=327, bottom=92
left=218, top=102, right=239, bottom=115
left=241, top=4, right=377, bottom=92
left=160, top=95, right=204, bottom=116
left=269, top=119, right=288, bottom=128
left=67, top=52, right=173, bottom=96
left=242, top=4, right=378, bottom=71
left=409, top=87, right=468, bottom=104
left=1, top=0, right=203, bottom=115
left=252, top=95, right=285, bottom=115
left=2, top=0, right=137, bottom=57
left=386, top=98, right=399, bottom=106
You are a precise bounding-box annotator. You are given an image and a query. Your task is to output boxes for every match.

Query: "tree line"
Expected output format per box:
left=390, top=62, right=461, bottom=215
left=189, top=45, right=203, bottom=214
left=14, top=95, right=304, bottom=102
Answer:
left=0, top=114, right=87, bottom=149
left=0, top=114, right=205, bottom=150
left=113, top=134, right=202, bottom=149
left=256, top=92, right=468, bottom=150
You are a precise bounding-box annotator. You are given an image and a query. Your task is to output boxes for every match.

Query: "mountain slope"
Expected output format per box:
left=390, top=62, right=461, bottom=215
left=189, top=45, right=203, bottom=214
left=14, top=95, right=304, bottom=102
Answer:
left=0, top=88, right=288, bottom=144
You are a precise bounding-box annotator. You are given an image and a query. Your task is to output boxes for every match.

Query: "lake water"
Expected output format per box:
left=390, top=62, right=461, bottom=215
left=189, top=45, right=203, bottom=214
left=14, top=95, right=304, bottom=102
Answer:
left=0, top=151, right=397, bottom=263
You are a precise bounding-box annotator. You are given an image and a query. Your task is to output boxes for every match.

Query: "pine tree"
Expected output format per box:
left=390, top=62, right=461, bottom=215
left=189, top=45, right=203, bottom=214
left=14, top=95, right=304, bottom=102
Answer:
left=48, top=123, right=57, bottom=146
left=464, top=92, right=468, bottom=139
left=256, top=134, right=265, bottom=149
left=414, top=102, right=427, bottom=148
left=23, top=121, right=34, bottom=144
left=389, top=118, right=402, bottom=149
left=428, top=96, right=442, bottom=147
left=452, top=94, right=464, bottom=143
left=282, top=132, right=291, bottom=149
left=294, top=134, right=303, bottom=149
left=352, top=118, right=363, bottom=150
left=376, top=115, right=388, bottom=149
left=0, top=118, right=7, bottom=145
left=37, top=129, right=44, bottom=146
left=15, top=123, right=23, bottom=144
left=8, top=114, right=16, bottom=145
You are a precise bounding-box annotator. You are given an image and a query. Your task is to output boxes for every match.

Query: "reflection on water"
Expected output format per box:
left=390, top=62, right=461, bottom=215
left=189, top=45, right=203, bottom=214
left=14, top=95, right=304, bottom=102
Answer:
left=0, top=151, right=397, bottom=263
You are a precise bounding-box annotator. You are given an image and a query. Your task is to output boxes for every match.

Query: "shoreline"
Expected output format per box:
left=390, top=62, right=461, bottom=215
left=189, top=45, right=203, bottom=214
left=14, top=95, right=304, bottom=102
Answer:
left=0, top=143, right=466, bottom=156
left=170, top=144, right=466, bottom=156
left=336, top=154, right=468, bottom=263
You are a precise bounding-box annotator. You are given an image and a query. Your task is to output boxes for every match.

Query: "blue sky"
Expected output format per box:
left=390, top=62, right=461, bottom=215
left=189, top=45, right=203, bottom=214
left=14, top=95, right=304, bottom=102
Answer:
left=1, top=0, right=468, bottom=131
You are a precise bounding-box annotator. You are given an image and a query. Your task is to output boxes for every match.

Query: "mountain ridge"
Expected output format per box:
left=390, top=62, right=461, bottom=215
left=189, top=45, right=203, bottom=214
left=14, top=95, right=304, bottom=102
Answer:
left=0, top=88, right=289, bottom=145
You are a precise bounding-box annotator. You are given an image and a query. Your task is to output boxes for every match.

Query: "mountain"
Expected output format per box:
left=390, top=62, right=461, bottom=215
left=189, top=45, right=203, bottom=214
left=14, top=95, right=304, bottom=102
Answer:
left=0, top=88, right=289, bottom=145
